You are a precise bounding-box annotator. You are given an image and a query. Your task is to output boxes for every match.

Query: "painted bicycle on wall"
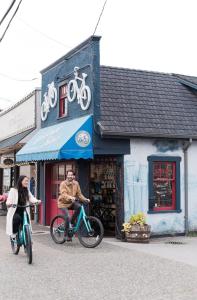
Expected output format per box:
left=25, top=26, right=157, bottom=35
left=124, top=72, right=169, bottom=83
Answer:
left=41, top=81, right=57, bottom=121
left=67, top=67, right=91, bottom=111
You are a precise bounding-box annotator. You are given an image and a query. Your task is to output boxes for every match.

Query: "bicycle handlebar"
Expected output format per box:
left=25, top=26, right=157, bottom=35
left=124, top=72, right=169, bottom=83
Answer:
left=11, top=203, right=38, bottom=208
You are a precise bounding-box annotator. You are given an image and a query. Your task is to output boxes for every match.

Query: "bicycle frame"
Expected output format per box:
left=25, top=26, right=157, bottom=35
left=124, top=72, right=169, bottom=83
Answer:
left=72, top=205, right=92, bottom=233
left=17, top=209, right=31, bottom=246
left=11, top=204, right=32, bottom=246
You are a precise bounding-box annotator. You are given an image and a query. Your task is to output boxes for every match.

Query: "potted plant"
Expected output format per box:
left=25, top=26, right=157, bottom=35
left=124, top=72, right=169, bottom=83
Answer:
left=122, top=212, right=151, bottom=243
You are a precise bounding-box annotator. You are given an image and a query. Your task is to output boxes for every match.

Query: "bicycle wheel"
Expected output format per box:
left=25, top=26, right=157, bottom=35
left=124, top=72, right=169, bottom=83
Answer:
left=80, top=86, right=91, bottom=110
left=41, top=101, right=48, bottom=121
left=24, top=225, right=32, bottom=264
left=78, top=216, right=104, bottom=248
left=10, top=233, right=20, bottom=255
left=67, top=80, right=76, bottom=102
left=50, top=215, right=67, bottom=244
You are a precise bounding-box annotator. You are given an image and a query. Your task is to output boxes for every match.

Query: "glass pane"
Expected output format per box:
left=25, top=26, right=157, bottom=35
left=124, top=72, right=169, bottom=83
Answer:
left=58, top=164, right=65, bottom=181
left=51, top=184, right=57, bottom=199
left=152, top=161, right=175, bottom=209
left=52, top=165, right=58, bottom=181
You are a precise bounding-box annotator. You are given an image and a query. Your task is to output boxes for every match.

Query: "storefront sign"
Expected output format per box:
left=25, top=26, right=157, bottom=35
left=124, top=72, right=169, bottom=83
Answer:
left=41, top=81, right=57, bottom=121
left=3, top=158, right=14, bottom=165
left=75, top=130, right=91, bottom=147
left=67, top=67, right=91, bottom=110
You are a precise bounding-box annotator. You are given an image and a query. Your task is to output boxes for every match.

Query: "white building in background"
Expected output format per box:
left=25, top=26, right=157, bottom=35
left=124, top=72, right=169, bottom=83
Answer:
left=0, top=88, right=41, bottom=195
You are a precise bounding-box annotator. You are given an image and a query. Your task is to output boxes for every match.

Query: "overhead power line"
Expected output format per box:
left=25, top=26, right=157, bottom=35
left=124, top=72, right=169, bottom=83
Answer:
left=0, top=72, right=38, bottom=82
left=0, top=0, right=23, bottom=43
left=92, top=0, right=108, bottom=36
left=0, top=0, right=16, bottom=26
left=18, top=17, right=71, bottom=49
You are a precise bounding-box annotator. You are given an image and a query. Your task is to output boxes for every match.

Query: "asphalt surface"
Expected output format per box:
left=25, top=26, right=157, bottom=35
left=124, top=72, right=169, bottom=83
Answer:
left=1, top=216, right=197, bottom=300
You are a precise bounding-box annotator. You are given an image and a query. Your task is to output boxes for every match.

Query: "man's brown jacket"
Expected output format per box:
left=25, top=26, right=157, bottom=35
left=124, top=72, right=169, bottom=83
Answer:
left=57, top=180, right=87, bottom=208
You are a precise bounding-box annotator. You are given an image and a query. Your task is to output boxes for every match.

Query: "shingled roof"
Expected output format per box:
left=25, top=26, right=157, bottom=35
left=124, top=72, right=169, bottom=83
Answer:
left=99, top=66, right=197, bottom=139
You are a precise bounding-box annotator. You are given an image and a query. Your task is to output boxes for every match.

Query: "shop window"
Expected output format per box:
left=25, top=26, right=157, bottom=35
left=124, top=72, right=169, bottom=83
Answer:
left=147, top=156, right=181, bottom=213
left=90, top=157, right=117, bottom=235
left=59, top=84, right=68, bottom=118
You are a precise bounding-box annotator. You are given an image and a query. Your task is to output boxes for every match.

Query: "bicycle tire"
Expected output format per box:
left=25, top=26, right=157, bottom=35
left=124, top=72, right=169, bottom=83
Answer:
left=50, top=215, right=67, bottom=244
left=80, top=85, right=91, bottom=110
left=48, top=87, right=57, bottom=108
left=41, top=101, right=48, bottom=121
left=10, top=233, right=20, bottom=255
left=67, top=80, right=76, bottom=102
left=78, top=216, right=104, bottom=248
left=24, top=225, right=32, bottom=264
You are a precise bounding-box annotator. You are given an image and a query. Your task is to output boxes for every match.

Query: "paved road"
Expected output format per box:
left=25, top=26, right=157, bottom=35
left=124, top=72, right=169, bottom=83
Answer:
left=1, top=216, right=197, bottom=300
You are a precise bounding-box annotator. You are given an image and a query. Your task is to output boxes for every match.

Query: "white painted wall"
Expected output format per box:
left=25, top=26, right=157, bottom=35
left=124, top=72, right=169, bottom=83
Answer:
left=124, top=138, right=185, bottom=235
left=187, top=143, right=197, bottom=231
left=0, top=91, right=36, bottom=141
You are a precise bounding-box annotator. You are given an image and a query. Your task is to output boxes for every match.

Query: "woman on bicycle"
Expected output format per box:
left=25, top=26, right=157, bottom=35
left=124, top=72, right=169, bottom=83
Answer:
left=6, top=175, right=41, bottom=240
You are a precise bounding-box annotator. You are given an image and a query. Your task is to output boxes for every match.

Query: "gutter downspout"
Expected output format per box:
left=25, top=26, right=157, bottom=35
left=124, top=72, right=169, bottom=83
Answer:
left=182, top=138, right=192, bottom=236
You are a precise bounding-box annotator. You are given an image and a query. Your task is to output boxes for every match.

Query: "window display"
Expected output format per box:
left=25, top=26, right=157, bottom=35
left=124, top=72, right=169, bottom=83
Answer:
left=90, top=158, right=117, bottom=234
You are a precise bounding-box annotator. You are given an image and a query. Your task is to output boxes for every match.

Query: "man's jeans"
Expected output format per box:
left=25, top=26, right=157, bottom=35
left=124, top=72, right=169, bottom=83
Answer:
left=60, top=201, right=81, bottom=233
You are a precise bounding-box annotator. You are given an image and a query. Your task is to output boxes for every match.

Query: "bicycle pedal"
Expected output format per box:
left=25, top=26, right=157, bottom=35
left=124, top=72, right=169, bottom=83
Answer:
left=66, top=237, right=72, bottom=242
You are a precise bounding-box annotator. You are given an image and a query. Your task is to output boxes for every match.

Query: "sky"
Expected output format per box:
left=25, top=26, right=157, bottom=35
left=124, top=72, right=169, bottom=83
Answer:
left=0, top=0, right=197, bottom=110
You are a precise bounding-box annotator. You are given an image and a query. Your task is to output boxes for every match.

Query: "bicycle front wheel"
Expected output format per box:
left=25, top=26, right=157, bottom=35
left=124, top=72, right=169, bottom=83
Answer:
left=24, top=225, right=32, bottom=264
left=50, top=215, right=67, bottom=244
left=10, top=233, right=20, bottom=255
left=78, top=216, right=104, bottom=248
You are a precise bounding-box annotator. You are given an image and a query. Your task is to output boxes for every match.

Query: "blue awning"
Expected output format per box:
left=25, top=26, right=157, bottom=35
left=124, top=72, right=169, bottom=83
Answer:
left=16, top=115, right=93, bottom=162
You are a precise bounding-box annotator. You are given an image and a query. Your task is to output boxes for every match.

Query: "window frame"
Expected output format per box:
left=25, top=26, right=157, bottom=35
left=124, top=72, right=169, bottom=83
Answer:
left=58, top=84, right=68, bottom=118
left=147, top=156, right=182, bottom=214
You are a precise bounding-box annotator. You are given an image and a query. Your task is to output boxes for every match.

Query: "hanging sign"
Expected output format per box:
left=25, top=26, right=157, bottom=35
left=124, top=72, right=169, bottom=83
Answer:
left=3, top=158, right=14, bottom=165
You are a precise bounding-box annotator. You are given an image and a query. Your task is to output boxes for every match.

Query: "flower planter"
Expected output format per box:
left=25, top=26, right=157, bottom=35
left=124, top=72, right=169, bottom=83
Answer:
left=125, top=224, right=151, bottom=243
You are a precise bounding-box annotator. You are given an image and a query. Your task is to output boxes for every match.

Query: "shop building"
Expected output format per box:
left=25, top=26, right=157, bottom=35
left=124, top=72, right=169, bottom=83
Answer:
left=16, top=36, right=197, bottom=236
left=0, top=89, right=41, bottom=196
left=16, top=36, right=129, bottom=237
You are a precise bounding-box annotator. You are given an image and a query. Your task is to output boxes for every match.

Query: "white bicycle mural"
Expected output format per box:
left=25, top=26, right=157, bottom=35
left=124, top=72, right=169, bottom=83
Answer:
left=67, top=67, right=91, bottom=110
left=41, top=81, right=57, bottom=121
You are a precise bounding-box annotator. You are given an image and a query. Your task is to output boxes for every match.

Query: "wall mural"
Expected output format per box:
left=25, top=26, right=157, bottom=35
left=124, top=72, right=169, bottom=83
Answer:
left=124, top=158, right=148, bottom=222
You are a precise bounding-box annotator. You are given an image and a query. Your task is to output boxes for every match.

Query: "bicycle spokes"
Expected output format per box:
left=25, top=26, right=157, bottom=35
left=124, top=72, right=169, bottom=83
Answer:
left=78, top=216, right=104, bottom=248
left=50, top=215, right=67, bottom=244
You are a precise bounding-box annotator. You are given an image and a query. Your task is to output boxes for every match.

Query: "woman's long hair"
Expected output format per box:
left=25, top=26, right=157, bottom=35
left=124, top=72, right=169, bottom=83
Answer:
left=16, top=175, right=29, bottom=205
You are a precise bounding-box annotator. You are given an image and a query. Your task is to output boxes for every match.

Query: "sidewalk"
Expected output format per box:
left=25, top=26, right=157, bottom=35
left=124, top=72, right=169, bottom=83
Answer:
left=2, top=215, right=197, bottom=268
left=31, top=218, right=197, bottom=268
left=105, top=235, right=197, bottom=267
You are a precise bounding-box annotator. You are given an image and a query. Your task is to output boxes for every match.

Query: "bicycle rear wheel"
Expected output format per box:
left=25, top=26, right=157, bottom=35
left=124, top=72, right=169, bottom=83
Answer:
left=78, top=216, right=104, bottom=248
left=24, top=225, right=32, bottom=264
left=50, top=215, right=67, bottom=244
left=10, top=233, right=20, bottom=255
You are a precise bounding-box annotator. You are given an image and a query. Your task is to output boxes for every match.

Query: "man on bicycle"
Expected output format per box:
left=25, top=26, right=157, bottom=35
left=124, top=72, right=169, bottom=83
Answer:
left=58, top=170, right=90, bottom=240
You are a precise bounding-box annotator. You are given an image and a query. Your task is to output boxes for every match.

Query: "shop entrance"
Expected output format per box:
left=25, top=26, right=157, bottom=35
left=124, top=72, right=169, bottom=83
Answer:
left=45, top=161, right=77, bottom=225
left=90, top=157, right=123, bottom=237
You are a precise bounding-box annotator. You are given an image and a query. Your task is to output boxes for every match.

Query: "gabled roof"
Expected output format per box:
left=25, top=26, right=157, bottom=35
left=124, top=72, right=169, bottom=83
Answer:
left=99, top=66, right=197, bottom=139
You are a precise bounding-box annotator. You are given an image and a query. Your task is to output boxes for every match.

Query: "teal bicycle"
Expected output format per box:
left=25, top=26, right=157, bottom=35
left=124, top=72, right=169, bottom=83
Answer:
left=10, top=204, right=34, bottom=264
left=50, top=204, right=104, bottom=248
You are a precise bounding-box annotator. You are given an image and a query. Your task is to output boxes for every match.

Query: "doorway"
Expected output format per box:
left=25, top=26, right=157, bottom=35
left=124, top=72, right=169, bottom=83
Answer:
left=45, top=161, right=77, bottom=225
left=90, top=157, right=123, bottom=237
